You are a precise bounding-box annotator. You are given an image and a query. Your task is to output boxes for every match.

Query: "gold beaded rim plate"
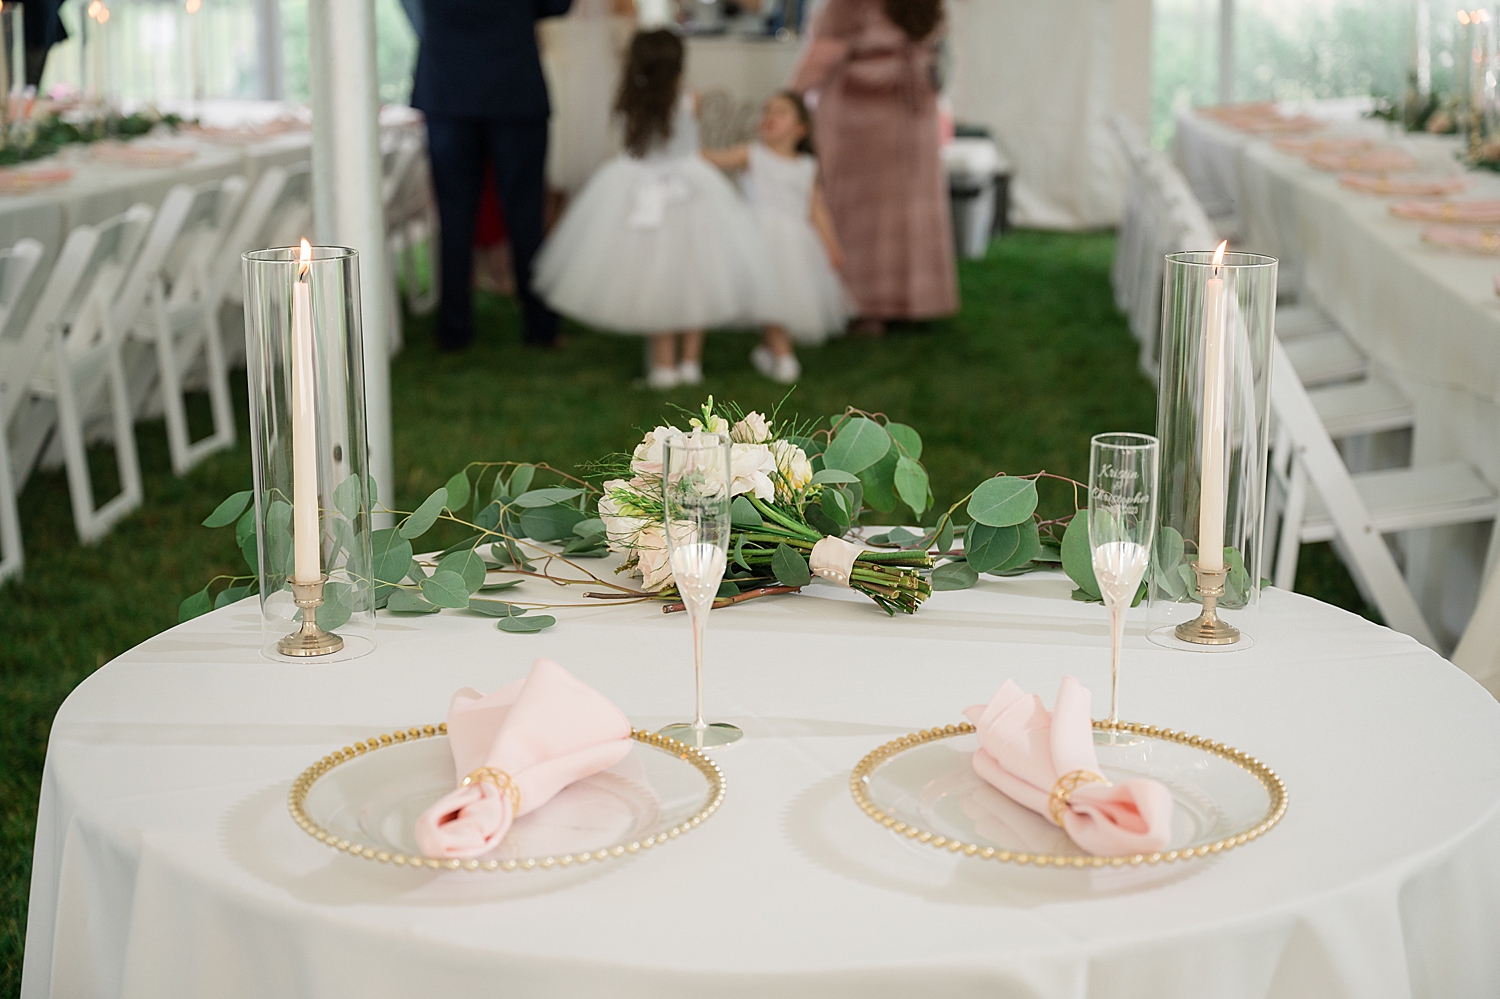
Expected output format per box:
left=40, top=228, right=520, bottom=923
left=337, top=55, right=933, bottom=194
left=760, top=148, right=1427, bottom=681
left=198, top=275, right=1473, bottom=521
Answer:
left=288, top=725, right=726, bottom=872
left=850, top=720, right=1288, bottom=868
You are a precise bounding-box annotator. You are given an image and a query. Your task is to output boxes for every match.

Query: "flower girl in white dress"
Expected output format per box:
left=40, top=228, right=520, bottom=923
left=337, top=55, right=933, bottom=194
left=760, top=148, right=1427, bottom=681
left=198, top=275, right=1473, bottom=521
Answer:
left=534, top=29, right=774, bottom=390
left=704, top=91, right=850, bottom=384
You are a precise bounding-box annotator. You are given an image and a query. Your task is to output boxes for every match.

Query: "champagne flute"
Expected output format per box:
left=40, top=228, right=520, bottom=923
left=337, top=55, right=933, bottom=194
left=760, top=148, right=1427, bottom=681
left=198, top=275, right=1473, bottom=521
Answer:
left=659, top=432, right=742, bottom=749
left=1088, top=432, right=1159, bottom=742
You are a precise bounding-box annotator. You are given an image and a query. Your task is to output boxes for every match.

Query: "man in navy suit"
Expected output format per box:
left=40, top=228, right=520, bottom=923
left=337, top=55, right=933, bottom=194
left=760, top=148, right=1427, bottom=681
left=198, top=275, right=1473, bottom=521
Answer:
left=412, top=0, right=574, bottom=351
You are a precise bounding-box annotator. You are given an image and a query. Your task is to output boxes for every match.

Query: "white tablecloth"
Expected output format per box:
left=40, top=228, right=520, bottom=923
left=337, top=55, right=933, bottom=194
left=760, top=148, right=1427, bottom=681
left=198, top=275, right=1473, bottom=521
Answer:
left=20, top=572, right=1500, bottom=998
left=1175, top=105, right=1500, bottom=665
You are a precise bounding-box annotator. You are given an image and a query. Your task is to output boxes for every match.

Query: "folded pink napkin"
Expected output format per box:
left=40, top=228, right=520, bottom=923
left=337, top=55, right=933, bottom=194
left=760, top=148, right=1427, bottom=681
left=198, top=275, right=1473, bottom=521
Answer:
left=963, top=676, right=1173, bottom=855
left=414, top=659, right=633, bottom=859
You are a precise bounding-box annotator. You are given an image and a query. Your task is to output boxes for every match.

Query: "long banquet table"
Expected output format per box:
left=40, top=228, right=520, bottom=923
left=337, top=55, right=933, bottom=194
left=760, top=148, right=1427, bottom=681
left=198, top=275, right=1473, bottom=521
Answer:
left=1176, top=104, right=1500, bottom=668
left=20, top=571, right=1500, bottom=998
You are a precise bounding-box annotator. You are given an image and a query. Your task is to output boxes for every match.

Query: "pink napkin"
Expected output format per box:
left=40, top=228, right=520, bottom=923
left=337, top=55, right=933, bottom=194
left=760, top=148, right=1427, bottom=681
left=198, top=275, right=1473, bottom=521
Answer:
left=414, top=659, right=633, bottom=859
left=963, top=676, right=1174, bottom=855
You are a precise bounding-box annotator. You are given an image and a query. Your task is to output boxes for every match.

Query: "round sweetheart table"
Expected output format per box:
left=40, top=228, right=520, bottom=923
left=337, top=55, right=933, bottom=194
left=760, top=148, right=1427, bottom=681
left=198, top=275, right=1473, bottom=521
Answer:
left=20, top=572, right=1500, bottom=999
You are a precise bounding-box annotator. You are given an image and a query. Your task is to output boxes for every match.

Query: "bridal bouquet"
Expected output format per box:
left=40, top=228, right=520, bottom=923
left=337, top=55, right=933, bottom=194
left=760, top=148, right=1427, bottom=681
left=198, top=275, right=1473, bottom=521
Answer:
left=596, top=399, right=933, bottom=615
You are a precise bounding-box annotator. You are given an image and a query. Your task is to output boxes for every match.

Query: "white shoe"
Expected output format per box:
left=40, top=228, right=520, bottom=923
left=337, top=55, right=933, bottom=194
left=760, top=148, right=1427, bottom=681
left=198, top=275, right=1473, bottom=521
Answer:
left=645, top=365, right=680, bottom=391
left=751, top=345, right=800, bottom=384
left=677, top=360, right=704, bottom=386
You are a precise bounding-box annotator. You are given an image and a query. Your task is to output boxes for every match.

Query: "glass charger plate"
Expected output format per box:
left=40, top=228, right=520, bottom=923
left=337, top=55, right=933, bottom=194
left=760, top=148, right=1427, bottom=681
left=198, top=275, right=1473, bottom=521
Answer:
left=851, top=720, right=1287, bottom=868
left=290, top=726, right=725, bottom=872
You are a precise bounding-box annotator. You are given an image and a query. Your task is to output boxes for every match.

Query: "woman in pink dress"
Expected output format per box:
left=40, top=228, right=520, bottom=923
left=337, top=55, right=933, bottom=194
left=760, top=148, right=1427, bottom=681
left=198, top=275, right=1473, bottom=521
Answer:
left=792, top=0, right=957, bottom=334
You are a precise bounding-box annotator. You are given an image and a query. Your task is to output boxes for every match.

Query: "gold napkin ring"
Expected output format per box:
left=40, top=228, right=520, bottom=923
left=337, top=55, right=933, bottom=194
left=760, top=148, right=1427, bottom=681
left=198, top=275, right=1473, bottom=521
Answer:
left=462, top=767, right=522, bottom=815
left=1048, top=769, right=1110, bottom=827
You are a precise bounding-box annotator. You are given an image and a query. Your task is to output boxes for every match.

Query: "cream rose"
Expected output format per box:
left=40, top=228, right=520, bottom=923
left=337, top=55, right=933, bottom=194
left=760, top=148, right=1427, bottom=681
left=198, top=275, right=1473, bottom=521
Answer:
left=631, top=524, right=674, bottom=590
left=630, top=426, right=680, bottom=478
left=771, top=439, right=813, bottom=500
left=729, top=442, right=777, bottom=500
left=730, top=411, right=772, bottom=444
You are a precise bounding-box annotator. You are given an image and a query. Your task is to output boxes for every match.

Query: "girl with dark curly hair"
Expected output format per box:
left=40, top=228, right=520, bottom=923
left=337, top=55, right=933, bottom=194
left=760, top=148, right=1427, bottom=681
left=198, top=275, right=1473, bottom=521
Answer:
left=534, top=28, right=775, bottom=389
left=792, top=0, right=957, bottom=334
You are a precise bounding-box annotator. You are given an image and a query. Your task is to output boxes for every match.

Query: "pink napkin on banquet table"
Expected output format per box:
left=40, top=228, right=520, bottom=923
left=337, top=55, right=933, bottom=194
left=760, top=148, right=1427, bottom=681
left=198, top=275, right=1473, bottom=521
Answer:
left=414, top=659, right=633, bottom=859
left=963, top=676, right=1173, bottom=856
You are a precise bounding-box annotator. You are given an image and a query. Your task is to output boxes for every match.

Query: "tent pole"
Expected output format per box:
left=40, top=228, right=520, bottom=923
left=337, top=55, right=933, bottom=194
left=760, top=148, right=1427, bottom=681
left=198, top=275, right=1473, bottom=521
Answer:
left=307, top=0, right=395, bottom=528
left=1218, top=0, right=1235, bottom=104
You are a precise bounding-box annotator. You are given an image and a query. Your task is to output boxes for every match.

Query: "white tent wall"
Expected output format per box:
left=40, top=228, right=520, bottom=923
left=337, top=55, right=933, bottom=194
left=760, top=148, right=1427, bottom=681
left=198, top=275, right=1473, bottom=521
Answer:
left=948, top=0, right=1152, bottom=230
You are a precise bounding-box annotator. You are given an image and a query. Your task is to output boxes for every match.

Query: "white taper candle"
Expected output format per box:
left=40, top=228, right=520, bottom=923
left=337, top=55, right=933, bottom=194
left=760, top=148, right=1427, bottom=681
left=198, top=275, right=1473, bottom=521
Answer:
left=1198, top=241, right=1229, bottom=574
left=291, top=239, right=321, bottom=583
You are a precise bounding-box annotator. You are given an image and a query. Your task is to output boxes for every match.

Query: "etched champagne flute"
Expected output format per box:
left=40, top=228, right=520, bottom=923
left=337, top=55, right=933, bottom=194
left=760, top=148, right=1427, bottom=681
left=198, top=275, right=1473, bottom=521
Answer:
left=659, top=432, right=742, bottom=749
left=1088, top=432, right=1159, bottom=742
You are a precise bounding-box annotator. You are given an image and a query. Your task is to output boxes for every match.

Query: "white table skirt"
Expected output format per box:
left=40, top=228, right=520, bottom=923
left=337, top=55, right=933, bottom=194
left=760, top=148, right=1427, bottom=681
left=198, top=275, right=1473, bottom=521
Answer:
left=20, top=572, right=1500, bottom=999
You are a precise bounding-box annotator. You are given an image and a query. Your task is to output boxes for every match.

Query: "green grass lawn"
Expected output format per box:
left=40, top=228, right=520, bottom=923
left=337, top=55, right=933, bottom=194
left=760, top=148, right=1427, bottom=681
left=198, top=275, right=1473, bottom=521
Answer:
left=0, top=230, right=1370, bottom=993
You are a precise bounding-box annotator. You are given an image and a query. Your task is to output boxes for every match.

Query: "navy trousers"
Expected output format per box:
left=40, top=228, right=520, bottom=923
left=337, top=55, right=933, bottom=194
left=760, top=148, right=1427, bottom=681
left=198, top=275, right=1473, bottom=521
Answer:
left=425, top=114, right=558, bottom=349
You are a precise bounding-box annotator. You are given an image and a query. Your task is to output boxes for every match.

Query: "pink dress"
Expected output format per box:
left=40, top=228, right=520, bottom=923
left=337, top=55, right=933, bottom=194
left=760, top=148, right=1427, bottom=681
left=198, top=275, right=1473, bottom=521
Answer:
left=793, top=0, right=958, bottom=322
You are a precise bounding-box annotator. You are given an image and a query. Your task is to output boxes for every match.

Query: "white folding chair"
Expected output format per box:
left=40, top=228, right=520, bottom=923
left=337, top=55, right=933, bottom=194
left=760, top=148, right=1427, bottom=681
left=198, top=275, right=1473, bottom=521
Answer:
left=24, top=207, right=154, bottom=543
left=0, top=238, right=46, bottom=583
left=261, top=163, right=314, bottom=253
left=385, top=136, right=439, bottom=318
left=1266, top=341, right=1498, bottom=650
left=119, top=178, right=243, bottom=475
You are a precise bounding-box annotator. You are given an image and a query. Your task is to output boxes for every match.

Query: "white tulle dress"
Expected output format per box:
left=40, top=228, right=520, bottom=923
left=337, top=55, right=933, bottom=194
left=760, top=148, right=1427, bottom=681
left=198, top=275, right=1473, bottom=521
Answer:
left=741, top=142, right=851, bottom=343
left=534, top=94, right=774, bottom=335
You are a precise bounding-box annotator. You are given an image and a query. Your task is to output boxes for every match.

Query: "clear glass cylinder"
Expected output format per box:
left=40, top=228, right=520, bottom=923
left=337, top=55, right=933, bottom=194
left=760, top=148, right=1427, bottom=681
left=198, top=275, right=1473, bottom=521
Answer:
left=1148, top=250, right=1277, bottom=652
left=243, top=246, right=376, bottom=661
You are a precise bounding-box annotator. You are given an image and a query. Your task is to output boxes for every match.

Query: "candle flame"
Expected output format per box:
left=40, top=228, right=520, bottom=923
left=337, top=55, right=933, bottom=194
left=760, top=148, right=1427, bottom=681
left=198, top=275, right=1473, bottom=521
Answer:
left=298, top=238, right=311, bottom=278
left=1211, top=240, right=1227, bottom=274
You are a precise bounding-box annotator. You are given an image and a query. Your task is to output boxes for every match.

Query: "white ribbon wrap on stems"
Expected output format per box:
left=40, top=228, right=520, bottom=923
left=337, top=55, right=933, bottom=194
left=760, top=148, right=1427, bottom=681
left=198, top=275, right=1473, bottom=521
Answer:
left=809, top=536, right=863, bottom=587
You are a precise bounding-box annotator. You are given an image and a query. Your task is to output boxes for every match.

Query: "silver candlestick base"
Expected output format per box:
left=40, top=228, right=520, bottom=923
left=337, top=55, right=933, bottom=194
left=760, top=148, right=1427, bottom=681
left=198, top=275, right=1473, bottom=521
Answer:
left=277, top=575, right=345, bottom=657
left=1174, top=562, right=1241, bottom=645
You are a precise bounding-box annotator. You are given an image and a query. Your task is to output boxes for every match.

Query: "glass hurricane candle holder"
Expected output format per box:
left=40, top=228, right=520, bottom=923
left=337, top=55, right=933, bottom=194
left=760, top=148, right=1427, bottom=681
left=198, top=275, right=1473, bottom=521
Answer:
left=1148, top=250, right=1276, bottom=652
left=243, top=246, right=376, bottom=661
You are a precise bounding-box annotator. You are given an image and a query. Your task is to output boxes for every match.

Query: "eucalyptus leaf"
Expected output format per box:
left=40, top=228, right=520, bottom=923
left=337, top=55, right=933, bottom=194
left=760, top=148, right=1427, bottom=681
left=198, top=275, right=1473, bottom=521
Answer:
left=386, top=588, right=440, bottom=614
left=730, top=495, right=764, bottom=528
left=437, top=547, right=488, bottom=594
left=178, top=587, right=212, bottom=623
left=488, top=541, right=534, bottom=571
left=420, top=570, right=471, bottom=608
left=966, top=522, right=1020, bottom=573
left=821, top=487, right=851, bottom=527
left=1156, top=525, right=1185, bottom=575
left=573, top=518, right=607, bottom=539
left=514, top=487, right=583, bottom=508
left=967, top=477, right=1039, bottom=528
left=717, top=580, right=740, bottom=598
left=893, top=456, right=929, bottom=517
left=203, top=490, right=251, bottom=528
left=931, top=560, right=979, bottom=590
left=809, top=468, right=860, bottom=485
left=886, top=422, right=922, bottom=461
left=235, top=506, right=256, bottom=546
left=771, top=543, right=812, bottom=587
left=318, top=582, right=354, bottom=632
left=507, top=464, right=536, bottom=498
left=1035, top=542, right=1064, bottom=564
left=478, top=577, right=524, bottom=592
left=822, top=417, right=891, bottom=474
left=400, top=488, right=448, bottom=539
left=436, top=533, right=483, bottom=559
left=790, top=435, right=824, bottom=458
left=497, top=614, right=556, bottom=633
left=444, top=470, right=471, bottom=513
left=519, top=504, right=587, bottom=542
left=1061, top=510, right=1101, bottom=598
left=333, top=473, right=365, bottom=522
left=561, top=536, right=608, bottom=556
left=240, top=530, right=259, bottom=574
left=990, top=519, right=1041, bottom=574
left=371, top=528, right=413, bottom=585
left=407, top=557, right=428, bottom=583
left=214, top=582, right=254, bottom=609
left=266, top=500, right=293, bottom=579
left=366, top=474, right=378, bottom=508
left=936, top=518, right=955, bottom=555
left=857, top=449, right=899, bottom=513
left=475, top=500, right=502, bottom=532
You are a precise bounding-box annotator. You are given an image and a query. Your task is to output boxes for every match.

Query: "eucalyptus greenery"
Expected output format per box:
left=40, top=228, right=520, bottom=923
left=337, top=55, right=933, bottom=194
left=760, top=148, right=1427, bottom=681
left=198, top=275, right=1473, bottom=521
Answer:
left=182, top=397, right=1250, bottom=633
left=0, top=108, right=186, bottom=167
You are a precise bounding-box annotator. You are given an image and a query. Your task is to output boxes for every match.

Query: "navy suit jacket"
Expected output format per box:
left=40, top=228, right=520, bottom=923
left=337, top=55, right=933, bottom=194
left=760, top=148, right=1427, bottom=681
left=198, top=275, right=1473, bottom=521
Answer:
left=411, top=0, right=574, bottom=120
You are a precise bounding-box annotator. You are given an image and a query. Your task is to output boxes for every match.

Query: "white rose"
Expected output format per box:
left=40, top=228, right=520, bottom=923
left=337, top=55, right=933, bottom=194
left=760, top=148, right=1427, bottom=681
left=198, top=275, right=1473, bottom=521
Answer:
left=632, top=524, right=674, bottom=590
left=771, top=439, right=813, bottom=500
left=630, top=426, right=680, bottom=478
left=729, top=411, right=772, bottom=444
left=597, top=482, right=648, bottom=554
left=729, top=442, right=777, bottom=500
